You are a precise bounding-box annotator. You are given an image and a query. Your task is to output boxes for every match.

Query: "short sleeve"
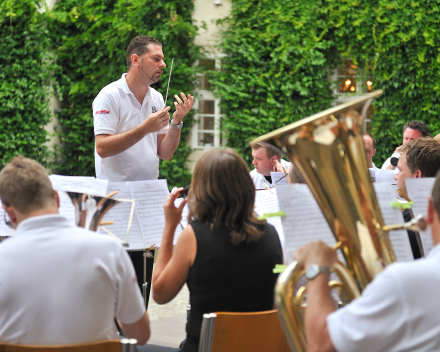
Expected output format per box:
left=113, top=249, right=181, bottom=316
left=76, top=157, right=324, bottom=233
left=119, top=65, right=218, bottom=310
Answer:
left=327, top=267, right=407, bottom=352
left=93, top=92, right=119, bottom=136
left=114, top=247, right=145, bottom=324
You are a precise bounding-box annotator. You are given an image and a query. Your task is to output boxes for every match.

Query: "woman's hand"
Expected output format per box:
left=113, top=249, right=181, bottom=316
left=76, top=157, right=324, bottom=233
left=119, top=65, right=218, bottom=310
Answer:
left=163, top=187, right=187, bottom=231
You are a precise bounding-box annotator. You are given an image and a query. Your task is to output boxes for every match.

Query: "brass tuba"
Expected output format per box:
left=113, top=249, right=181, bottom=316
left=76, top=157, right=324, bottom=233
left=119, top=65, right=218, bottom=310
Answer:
left=251, top=90, right=414, bottom=352
left=67, top=192, right=121, bottom=232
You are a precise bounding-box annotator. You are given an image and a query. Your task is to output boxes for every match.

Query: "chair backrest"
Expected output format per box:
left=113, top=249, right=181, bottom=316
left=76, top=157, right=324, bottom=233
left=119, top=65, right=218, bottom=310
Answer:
left=198, top=310, right=290, bottom=352
left=0, top=340, right=121, bottom=352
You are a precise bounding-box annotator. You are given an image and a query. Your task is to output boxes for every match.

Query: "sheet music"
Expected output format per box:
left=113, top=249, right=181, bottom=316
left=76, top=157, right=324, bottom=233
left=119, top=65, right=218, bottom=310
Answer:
left=271, top=172, right=288, bottom=185
left=0, top=200, right=14, bottom=237
left=128, top=180, right=170, bottom=247
left=49, top=175, right=108, bottom=197
left=98, top=182, right=146, bottom=250
left=406, top=178, right=436, bottom=254
left=276, top=184, right=336, bottom=264
left=57, top=191, right=76, bottom=225
left=375, top=169, right=398, bottom=184
left=172, top=198, right=190, bottom=243
left=254, top=188, right=285, bottom=254
left=374, top=183, right=413, bottom=261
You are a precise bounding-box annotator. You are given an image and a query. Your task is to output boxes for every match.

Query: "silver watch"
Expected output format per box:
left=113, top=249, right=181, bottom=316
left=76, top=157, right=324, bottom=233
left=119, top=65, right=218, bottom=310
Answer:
left=305, top=264, right=332, bottom=280
left=170, top=121, right=183, bottom=130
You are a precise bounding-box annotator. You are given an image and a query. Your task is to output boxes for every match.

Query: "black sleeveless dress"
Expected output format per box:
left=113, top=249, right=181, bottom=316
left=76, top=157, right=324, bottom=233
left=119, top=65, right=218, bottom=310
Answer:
left=179, top=221, right=283, bottom=352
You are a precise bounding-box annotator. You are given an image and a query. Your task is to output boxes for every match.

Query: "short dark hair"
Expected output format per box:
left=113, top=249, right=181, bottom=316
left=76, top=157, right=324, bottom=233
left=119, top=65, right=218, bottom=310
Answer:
left=363, top=132, right=376, bottom=149
left=126, top=36, right=162, bottom=70
left=251, top=143, right=282, bottom=160
left=0, top=156, right=55, bottom=214
left=404, top=138, right=440, bottom=177
left=403, top=121, right=431, bottom=137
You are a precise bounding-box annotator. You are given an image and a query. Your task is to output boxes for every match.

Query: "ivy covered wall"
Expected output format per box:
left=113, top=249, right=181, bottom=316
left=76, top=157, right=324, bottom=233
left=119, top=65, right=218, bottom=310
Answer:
left=0, top=0, right=54, bottom=168
left=47, top=0, right=200, bottom=187
left=211, top=0, right=440, bottom=166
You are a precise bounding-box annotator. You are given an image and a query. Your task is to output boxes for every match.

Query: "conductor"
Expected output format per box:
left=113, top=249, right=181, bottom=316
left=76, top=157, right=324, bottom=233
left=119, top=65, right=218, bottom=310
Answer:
left=93, top=35, right=194, bottom=182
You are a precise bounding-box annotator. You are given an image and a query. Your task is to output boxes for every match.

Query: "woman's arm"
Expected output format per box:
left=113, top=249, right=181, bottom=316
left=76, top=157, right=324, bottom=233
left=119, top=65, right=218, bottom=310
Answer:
left=152, top=189, right=197, bottom=304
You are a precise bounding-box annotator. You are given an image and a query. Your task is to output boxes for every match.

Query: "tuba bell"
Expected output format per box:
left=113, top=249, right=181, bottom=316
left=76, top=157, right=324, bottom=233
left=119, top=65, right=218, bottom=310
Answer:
left=251, top=90, right=413, bottom=352
left=67, top=192, right=121, bottom=232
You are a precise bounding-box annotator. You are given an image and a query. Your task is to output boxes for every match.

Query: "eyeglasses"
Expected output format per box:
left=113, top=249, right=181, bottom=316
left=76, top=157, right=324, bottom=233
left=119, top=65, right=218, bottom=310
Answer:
left=3, top=210, right=12, bottom=229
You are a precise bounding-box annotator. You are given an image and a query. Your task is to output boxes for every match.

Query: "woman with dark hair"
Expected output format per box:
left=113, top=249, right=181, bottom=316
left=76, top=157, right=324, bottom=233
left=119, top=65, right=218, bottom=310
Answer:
left=152, top=148, right=283, bottom=352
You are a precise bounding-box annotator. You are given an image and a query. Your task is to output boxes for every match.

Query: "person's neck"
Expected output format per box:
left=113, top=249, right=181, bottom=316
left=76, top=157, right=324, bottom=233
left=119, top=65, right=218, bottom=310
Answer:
left=16, top=206, right=59, bottom=226
left=125, top=71, right=150, bottom=105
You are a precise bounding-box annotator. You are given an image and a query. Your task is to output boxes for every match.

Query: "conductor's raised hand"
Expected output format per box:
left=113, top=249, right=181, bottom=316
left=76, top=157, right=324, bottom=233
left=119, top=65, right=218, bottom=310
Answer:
left=142, top=106, right=171, bottom=134
left=172, top=92, right=194, bottom=124
left=163, top=188, right=187, bottom=230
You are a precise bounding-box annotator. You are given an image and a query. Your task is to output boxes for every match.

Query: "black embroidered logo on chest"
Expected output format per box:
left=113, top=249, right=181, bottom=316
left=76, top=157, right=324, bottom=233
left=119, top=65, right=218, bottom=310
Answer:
left=152, top=106, right=158, bottom=113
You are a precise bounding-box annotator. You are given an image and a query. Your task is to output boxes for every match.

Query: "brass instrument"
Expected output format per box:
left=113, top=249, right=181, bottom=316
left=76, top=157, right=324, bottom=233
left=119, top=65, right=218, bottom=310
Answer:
left=67, top=192, right=121, bottom=232
left=252, top=90, right=426, bottom=352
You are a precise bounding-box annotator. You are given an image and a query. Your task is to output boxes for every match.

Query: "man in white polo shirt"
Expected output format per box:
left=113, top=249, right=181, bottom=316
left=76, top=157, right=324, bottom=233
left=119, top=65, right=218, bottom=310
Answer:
left=0, top=156, right=150, bottom=345
left=293, top=172, right=440, bottom=352
left=93, top=35, right=194, bottom=182
left=250, top=143, right=291, bottom=189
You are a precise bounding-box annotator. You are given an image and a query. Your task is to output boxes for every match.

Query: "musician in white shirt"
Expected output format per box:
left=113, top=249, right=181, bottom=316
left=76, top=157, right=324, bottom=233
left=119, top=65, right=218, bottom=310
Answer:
left=294, top=172, right=440, bottom=352
left=0, top=156, right=150, bottom=345
left=250, top=143, right=291, bottom=189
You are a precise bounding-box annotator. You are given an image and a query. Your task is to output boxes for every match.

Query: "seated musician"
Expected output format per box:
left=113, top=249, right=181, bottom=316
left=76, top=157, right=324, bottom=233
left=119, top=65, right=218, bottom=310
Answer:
left=395, top=137, right=440, bottom=259
left=295, top=173, right=440, bottom=352
left=250, top=142, right=291, bottom=189
left=0, top=156, right=150, bottom=345
left=152, top=148, right=283, bottom=352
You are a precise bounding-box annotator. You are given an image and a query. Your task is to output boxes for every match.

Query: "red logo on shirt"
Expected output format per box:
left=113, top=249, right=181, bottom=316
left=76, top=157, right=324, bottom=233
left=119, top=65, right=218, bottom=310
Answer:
left=95, top=110, right=110, bottom=114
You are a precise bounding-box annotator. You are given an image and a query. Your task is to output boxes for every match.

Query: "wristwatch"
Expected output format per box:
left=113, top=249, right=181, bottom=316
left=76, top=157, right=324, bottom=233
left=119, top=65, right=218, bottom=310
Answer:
left=305, top=264, right=332, bottom=280
left=170, top=121, right=183, bottom=130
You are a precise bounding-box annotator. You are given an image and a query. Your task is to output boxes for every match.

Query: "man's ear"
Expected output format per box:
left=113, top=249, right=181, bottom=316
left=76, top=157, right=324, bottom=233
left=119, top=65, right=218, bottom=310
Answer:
left=415, top=170, right=423, bottom=178
left=3, top=205, right=18, bottom=228
left=54, top=190, right=60, bottom=209
left=131, top=54, right=140, bottom=67
left=372, top=149, right=376, bottom=157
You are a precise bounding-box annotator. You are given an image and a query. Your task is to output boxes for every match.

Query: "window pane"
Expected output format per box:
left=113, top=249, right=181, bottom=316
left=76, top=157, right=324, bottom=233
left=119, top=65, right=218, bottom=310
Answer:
left=198, top=116, right=215, bottom=130
left=199, top=59, right=215, bottom=71
left=198, top=100, right=215, bottom=114
left=198, top=132, right=214, bottom=147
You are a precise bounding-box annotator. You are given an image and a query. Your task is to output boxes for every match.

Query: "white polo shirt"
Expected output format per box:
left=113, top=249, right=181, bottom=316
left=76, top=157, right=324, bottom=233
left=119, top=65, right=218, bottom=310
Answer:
left=328, top=244, right=440, bottom=352
left=0, top=214, right=145, bottom=345
left=94, top=74, right=168, bottom=181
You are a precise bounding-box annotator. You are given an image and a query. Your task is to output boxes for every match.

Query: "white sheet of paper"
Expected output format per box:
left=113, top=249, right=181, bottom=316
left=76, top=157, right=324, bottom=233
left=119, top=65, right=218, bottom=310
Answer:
left=49, top=175, right=108, bottom=197
left=254, top=189, right=285, bottom=252
left=173, top=198, right=189, bottom=243
left=98, top=182, right=146, bottom=250
left=0, top=200, right=14, bottom=237
left=128, top=180, right=170, bottom=248
left=374, top=183, right=414, bottom=261
left=405, top=177, right=436, bottom=254
left=271, top=172, right=288, bottom=185
left=276, top=184, right=336, bottom=264
left=56, top=191, right=76, bottom=226
left=375, top=169, right=398, bottom=184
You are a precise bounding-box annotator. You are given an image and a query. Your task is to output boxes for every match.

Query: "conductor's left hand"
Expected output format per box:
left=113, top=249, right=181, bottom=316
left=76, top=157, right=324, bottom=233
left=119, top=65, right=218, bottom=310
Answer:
left=171, top=92, right=194, bottom=124
left=163, top=188, right=187, bottom=230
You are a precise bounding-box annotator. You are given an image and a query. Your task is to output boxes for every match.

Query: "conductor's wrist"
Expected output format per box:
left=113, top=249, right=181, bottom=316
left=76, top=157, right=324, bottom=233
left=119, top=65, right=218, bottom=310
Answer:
left=171, top=118, right=182, bottom=125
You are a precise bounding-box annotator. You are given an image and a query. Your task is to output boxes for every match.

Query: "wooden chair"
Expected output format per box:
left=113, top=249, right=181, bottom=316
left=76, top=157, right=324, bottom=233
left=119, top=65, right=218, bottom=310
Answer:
left=198, top=309, right=290, bottom=352
left=0, top=340, right=121, bottom=352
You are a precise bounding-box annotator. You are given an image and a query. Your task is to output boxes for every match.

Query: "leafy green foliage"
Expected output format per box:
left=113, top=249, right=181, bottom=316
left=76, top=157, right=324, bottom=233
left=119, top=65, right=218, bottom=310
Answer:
left=0, top=0, right=53, bottom=167
left=48, top=0, right=200, bottom=187
left=211, top=0, right=440, bottom=166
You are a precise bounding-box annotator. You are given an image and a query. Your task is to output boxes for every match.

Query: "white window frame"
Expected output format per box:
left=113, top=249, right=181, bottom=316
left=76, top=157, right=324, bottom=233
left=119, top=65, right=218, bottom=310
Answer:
left=191, top=54, right=225, bottom=149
